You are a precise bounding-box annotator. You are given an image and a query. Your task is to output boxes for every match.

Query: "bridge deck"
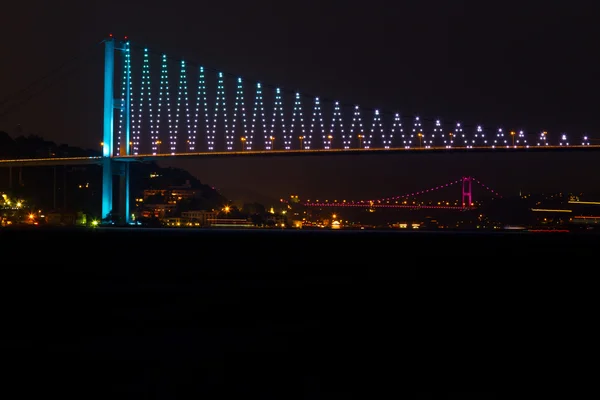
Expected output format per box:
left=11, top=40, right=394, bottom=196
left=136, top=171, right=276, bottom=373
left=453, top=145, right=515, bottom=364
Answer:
left=304, top=203, right=469, bottom=210
left=117, top=144, right=600, bottom=161
left=0, top=156, right=103, bottom=167
left=0, top=145, right=598, bottom=166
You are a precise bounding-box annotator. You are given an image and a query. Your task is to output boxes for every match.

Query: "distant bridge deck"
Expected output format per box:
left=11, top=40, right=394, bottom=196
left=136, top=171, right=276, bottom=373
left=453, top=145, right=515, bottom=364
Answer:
left=303, top=203, right=470, bottom=210
left=0, top=144, right=599, bottom=166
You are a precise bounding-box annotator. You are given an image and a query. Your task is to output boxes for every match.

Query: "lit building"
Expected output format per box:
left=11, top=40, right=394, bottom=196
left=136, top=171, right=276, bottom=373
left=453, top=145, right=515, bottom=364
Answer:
left=140, top=204, right=176, bottom=218
left=142, top=180, right=202, bottom=204
left=265, top=212, right=287, bottom=228
left=140, top=180, right=201, bottom=218
left=206, top=218, right=254, bottom=228
left=181, top=210, right=218, bottom=226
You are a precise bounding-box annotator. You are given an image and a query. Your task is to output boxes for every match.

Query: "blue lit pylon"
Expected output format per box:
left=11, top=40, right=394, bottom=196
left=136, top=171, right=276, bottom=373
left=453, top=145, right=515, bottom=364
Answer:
left=156, top=54, right=170, bottom=155
left=309, top=97, right=324, bottom=151
left=329, top=101, right=343, bottom=150
left=371, top=110, right=384, bottom=149
left=116, top=42, right=131, bottom=156
left=213, top=72, right=229, bottom=151
left=192, top=66, right=209, bottom=152
left=232, top=77, right=249, bottom=150
left=251, top=83, right=267, bottom=150
left=349, top=105, right=363, bottom=149
left=390, top=113, right=402, bottom=149
left=270, top=88, right=285, bottom=150
left=290, top=92, right=306, bottom=149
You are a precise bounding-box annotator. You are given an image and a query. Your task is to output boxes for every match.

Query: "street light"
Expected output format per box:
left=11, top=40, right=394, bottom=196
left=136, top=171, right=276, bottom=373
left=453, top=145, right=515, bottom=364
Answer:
left=156, top=140, right=162, bottom=154
left=417, top=132, right=423, bottom=148
left=510, top=131, right=516, bottom=147
left=241, top=136, right=246, bottom=151
left=327, top=134, right=333, bottom=149
left=298, top=135, right=304, bottom=150
left=357, top=134, right=363, bottom=148
left=269, top=136, right=275, bottom=150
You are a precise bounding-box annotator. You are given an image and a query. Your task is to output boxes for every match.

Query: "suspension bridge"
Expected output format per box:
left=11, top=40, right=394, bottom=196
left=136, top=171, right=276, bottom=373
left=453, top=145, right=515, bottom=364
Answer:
left=302, top=176, right=500, bottom=210
left=0, top=35, right=598, bottom=222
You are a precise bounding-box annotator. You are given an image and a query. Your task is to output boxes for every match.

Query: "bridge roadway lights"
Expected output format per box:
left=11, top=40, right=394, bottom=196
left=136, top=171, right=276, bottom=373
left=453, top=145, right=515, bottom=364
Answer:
left=109, top=144, right=600, bottom=162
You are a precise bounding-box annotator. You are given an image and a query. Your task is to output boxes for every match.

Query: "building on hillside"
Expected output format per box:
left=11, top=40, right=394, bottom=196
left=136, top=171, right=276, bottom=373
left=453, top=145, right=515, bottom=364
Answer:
left=140, top=204, right=176, bottom=219
left=140, top=180, right=207, bottom=219
left=181, top=210, right=218, bottom=226
left=265, top=213, right=287, bottom=228
left=162, top=217, right=188, bottom=227
left=143, top=180, right=200, bottom=205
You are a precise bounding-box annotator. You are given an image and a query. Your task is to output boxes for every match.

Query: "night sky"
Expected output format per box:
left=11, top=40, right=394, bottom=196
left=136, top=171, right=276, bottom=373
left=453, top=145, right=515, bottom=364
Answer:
left=1, top=0, right=599, bottom=203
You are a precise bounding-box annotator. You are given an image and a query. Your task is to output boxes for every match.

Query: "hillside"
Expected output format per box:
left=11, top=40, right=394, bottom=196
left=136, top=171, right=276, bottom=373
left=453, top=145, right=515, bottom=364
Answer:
left=0, top=131, right=227, bottom=218
left=218, top=186, right=282, bottom=210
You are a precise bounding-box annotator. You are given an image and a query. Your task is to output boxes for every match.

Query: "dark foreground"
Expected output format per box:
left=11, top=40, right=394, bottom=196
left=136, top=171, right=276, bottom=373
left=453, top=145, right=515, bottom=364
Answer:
left=5, top=227, right=593, bottom=398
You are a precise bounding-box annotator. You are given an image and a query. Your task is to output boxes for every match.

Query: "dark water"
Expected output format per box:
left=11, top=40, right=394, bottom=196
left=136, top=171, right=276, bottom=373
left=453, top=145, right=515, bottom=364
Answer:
left=4, top=227, right=591, bottom=398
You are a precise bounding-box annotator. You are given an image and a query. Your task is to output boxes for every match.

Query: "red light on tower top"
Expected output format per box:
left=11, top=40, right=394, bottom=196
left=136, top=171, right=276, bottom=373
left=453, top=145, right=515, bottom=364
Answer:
left=124, top=36, right=128, bottom=40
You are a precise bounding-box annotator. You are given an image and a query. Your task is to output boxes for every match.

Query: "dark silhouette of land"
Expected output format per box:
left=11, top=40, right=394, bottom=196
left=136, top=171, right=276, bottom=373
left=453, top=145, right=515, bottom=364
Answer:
left=0, top=131, right=227, bottom=217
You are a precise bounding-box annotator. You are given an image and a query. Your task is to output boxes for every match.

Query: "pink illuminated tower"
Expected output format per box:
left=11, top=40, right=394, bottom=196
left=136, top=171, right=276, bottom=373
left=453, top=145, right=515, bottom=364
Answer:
left=462, top=176, right=472, bottom=208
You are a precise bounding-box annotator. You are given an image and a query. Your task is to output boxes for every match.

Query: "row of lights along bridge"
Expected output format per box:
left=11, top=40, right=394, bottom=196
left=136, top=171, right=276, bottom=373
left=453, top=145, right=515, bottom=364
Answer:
left=103, top=129, right=590, bottom=154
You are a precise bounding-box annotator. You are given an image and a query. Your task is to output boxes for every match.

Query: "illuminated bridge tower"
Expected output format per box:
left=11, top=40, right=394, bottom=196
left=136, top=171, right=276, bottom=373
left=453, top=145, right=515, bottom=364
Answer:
left=102, top=36, right=132, bottom=224
left=462, top=176, right=472, bottom=208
